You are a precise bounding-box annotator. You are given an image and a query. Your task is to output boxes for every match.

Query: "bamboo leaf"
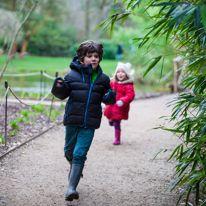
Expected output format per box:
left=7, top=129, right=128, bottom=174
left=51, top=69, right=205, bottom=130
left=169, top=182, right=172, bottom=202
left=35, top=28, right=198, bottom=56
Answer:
left=110, top=9, right=119, bottom=15
left=167, top=176, right=182, bottom=191
left=168, top=144, right=182, bottom=161
left=195, top=151, right=206, bottom=173
left=194, top=7, right=201, bottom=29
left=101, top=19, right=112, bottom=32
left=143, top=56, right=162, bottom=77
left=158, top=56, right=164, bottom=82
left=186, top=187, right=192, bottom=206
left=130, top=0, right=142, bottom=10
left=200, top=199, right=206, bottom=206
left=189, top=57, right=205, bottom=69
left=110, top=14, right=118, bottom=37
left=166, top=24, right=175, bottom=41
left=195, top=182, right=199, bottom=206
left=122, top=0, right=128, bottom=3
left=168, top=7, right=192, bottom=27
left=94, top=17, right=112, bottom=31
left=152, top=2, right=188, bottom=7
left=201, top=5, right=206, bottom=33
left=120, top=13, right=130, bottom=25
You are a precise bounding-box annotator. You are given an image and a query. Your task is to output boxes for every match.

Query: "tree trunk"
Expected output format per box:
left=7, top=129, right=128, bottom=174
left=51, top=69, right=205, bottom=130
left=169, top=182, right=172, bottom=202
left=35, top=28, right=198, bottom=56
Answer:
left=11, top=41, right=17, bottom=58
left=11, top=0, right=17, bottom=58
left=85, top=0, right=91, bottom=39
left=19, top=7, right=53, bottom=59
left=12, top=0, right=17, bottom=10
left=19, top=36, right=29, bottom=59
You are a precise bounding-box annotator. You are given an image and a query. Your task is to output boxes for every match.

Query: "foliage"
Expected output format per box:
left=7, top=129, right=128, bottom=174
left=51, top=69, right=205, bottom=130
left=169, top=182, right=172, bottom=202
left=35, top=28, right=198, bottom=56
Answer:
left=17, top=116, right=26, bottom=122
left=99, top=39, right=117, bottom=59
left=60, top=103, right=65, bottom=108
left=31, top=104, right=45, bottom=112
left=0, top=134, right=5, bottom=144
left=20, top=110, right=29, bottom=118
left=10, top=120, right=19, bottom=130
left=70, top=43, right=80, bottom=57
left=27, top=23, right=78, bottom=57
left=99, top=0, right=206, bottom=205
left=10, top=129, right=18, bottom=136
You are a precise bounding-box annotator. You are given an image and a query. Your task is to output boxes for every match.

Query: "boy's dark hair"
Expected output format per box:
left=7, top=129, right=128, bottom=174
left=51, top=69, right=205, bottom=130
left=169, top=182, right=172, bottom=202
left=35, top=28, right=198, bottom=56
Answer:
left=76, top=40, right=104, bottom=62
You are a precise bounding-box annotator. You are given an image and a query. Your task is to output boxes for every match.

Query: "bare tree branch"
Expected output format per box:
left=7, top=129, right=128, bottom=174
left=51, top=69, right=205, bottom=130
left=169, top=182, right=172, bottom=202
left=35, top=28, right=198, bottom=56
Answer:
left=0, top=0, right=39, bottom=81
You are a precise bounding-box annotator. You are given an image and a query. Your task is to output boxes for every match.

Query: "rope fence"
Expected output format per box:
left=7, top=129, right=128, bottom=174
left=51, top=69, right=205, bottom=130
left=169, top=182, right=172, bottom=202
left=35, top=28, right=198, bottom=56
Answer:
left=9, top=87, right=52, bottom=106
left=3, top=71, right=41, bottom=77
left=0, top=71, right=58, bottom=147
left=2, top=70, right=57, bottom=101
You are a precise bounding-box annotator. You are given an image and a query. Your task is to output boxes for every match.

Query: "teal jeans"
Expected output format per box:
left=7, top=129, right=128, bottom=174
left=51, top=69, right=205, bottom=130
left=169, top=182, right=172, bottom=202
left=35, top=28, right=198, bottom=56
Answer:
left=64, top=125, right=95, bottom=166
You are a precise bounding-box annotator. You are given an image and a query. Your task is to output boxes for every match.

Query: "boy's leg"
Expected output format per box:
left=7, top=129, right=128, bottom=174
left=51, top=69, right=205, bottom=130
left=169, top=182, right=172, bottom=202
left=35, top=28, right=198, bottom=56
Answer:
left=65, top=127, right=95, bottom=201
left=64, top=125, right=78, bottom=163
left=73, top=127, right=95, bottom=165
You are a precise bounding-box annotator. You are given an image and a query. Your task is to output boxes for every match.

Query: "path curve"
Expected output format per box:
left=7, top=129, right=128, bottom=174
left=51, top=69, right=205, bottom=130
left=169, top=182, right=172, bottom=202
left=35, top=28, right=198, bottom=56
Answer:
left=0, top=94, right=181, bottom=206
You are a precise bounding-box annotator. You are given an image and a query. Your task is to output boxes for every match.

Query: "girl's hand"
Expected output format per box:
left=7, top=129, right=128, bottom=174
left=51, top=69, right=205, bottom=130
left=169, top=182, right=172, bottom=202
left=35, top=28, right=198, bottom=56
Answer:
left=116, top=100, right=123, bottom=107
left=56, top=80, right=63, bottom=87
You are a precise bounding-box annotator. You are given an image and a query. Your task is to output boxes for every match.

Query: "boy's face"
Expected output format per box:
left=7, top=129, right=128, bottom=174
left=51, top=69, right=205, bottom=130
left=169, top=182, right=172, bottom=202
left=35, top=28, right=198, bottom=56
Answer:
left=82, top=52, right=100, bottom=70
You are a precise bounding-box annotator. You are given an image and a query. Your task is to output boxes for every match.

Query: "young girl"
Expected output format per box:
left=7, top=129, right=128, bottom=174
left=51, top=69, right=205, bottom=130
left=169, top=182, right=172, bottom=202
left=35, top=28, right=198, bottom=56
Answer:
left=104, top=62, right=135, bottom=145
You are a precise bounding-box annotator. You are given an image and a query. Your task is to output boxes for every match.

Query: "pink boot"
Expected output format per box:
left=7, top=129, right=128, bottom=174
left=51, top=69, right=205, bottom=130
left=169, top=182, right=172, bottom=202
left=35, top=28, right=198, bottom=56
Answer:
left=113, top=130, right=121, bottom=145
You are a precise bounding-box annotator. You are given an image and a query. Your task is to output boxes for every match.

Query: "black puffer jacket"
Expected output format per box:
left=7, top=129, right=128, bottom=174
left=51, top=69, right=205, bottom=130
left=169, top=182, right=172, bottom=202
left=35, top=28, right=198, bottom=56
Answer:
left=51, top=56, right=116, bottom=129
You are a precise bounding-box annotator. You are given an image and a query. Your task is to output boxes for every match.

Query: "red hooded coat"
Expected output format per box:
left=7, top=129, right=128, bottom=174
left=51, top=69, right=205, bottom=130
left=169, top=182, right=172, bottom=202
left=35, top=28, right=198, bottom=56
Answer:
left=104, top=77, right=135, bottom=121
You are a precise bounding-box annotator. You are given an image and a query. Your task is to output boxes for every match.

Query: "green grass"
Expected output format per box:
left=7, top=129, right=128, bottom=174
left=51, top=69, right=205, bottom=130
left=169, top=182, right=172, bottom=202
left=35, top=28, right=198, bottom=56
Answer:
left=0, top=55, right=164, bottom=95
left=0, top=55, right=118, bottom=77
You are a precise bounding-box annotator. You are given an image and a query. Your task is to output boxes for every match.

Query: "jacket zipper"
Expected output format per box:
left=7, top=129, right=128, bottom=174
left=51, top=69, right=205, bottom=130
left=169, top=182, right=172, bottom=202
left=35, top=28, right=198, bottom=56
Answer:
left=84, top=66, right=94, bottom=127
left=67, top=100, right=72, bottom=122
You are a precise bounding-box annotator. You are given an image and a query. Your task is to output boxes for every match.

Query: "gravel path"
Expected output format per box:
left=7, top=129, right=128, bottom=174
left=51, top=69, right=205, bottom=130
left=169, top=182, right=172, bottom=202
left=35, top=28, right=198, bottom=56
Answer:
left=0, top=94, right=182, bottom=206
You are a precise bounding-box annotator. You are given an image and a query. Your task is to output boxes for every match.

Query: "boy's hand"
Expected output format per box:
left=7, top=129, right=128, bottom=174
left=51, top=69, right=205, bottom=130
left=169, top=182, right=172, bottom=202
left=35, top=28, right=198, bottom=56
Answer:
left=56, top=80, right=63, bottom=87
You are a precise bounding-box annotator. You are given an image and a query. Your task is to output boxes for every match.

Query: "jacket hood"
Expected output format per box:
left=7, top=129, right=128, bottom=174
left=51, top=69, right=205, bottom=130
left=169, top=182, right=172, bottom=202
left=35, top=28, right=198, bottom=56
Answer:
left=70, top=56, right=102, bottom=76
left=111, top=75, right=134, bottom=84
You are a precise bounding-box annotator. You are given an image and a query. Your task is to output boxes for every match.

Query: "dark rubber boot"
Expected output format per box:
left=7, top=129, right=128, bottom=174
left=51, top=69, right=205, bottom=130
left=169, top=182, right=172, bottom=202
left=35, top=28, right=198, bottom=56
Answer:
left=68, top=161, right=72, bottom=181
left=65, top=164, right=84, bottom=201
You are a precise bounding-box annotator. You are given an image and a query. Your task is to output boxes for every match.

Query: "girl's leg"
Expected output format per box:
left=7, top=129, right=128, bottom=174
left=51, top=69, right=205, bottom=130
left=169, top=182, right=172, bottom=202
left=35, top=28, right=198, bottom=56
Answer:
left=113, top=120, right=121, bottom=130
left=113, top=120, right=121, bottom=145
left=109, top=119, right=113, bottom=126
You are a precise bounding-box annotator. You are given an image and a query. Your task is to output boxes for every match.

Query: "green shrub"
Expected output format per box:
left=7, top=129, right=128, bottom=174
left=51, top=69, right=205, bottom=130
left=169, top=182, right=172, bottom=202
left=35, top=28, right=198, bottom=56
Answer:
left=10, top=129, right=18, bottom=136
left=27, top=23, right=78, bottom=57
left=20, top=110, right=29, bottom=118
left=21, top=91, right=26, bottom=98
left=0, top=134, right=5, bottom=144
left=17, top=117, right=26, bottom=122
left=99, top=40, right=117, bottom=59
left=60, top=103, right=65, bottom=108
left=10, top=120, right=19, bottom=130
left=31, top=104, right=45, bottom=112
left=44, top=110, right=50, bottom=117
left=70, top=43, right=80, bottom=57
